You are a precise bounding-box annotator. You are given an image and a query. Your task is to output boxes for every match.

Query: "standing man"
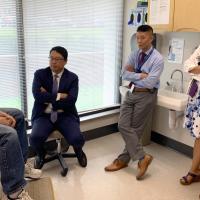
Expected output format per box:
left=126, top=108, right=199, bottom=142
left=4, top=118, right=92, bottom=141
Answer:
left=30, top=46, right=87, bottom=169
left=105, top=25, right=164, bottom=180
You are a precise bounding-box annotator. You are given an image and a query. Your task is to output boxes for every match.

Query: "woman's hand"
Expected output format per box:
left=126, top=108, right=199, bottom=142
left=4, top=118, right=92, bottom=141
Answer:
left=0, top=116, right=16, bottom=128
left=189, top=66, right=200, bottom=74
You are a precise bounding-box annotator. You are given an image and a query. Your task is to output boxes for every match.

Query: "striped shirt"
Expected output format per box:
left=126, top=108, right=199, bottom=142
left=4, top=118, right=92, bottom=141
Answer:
left=121, top=46, right=164, bottom=89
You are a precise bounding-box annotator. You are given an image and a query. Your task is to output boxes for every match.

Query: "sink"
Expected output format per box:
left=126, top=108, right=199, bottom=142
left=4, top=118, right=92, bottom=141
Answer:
left=119, top=86, right=188, bottom=111
left=157, top=89, right=188, bottom=111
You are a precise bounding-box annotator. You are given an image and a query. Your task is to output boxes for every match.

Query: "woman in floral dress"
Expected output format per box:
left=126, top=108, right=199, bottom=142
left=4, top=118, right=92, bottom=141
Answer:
left=181, top=45, right=200, bottom=186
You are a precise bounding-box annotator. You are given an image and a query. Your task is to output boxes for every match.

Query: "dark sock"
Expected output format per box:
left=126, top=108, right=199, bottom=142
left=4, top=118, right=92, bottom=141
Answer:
left=139, top=156, right=145, bottom=161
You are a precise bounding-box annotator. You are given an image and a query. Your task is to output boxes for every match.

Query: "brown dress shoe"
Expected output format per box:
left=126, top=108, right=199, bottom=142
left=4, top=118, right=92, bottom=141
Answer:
left=136, top=154, right=153, bottom=180
left=104, top=159, right=128, bottom=172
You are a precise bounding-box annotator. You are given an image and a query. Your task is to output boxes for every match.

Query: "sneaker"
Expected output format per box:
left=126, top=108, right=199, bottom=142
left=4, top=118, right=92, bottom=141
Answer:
left=2, top=190, right=33, bottom=200
left=24, top=161, right=42, bottom=179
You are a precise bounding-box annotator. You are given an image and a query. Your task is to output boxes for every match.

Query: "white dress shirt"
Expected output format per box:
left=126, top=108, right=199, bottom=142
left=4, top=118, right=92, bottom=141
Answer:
left=45, top=70, right=64, bottom=113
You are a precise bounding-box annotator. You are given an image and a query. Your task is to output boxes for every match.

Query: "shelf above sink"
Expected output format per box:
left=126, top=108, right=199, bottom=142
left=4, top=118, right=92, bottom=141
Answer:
left=157, top=89, right=188, bottom=111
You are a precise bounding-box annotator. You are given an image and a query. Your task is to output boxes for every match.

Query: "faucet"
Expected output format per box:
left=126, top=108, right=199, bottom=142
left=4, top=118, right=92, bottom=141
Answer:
left=170, top=69, right=184, bottom=93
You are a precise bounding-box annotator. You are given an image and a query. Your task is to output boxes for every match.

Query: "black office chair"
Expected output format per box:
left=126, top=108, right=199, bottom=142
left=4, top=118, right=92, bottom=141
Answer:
left=44, top=130, right=77, bottom=177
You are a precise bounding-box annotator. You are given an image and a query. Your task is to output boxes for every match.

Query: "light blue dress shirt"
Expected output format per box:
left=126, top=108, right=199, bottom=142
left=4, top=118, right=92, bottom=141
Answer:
left=121, top=46, right=164, bottom=89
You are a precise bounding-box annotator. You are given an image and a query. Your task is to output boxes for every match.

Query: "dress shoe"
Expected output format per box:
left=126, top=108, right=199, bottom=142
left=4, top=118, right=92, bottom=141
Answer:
left=136, top=154, right=153, bottom=180
left=74, top=147, right=87, bottom=167
left=104, top=159, right=128, bottom=172
left=34, top=155, right=45, bottom=169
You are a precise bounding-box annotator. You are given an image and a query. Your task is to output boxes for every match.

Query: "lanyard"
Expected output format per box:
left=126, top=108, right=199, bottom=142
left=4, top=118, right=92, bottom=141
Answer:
left=136, top=48, right=154, bottom=73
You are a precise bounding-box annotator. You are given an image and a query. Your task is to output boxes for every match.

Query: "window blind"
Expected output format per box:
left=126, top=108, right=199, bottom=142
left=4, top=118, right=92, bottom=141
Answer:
left=23, top=0, right=123, bottom=118
left=0, top=0, right=123, bottom=118
left=0, top=0, right=22, bottom=109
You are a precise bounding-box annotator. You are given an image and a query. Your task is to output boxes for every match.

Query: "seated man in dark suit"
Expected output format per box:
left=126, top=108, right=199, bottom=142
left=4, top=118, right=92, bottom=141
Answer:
left=30, top=46, right=87, bottom=169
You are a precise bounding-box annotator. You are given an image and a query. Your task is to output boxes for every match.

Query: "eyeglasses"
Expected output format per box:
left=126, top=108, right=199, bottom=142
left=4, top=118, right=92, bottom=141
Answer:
left=48, top=56, right=64, bottom=62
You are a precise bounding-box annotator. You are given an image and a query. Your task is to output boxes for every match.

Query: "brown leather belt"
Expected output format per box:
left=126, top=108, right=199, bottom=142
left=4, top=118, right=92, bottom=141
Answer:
left=133, top=87, right=150, bottom=92
left=130, top=87, right=157, bottom=93
left=126, top=85, right=157, bottom=93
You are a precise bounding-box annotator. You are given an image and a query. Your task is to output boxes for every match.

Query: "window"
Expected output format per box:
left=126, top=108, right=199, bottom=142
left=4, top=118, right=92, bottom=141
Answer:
left=0, top=0, right=123, bottom=118
left=0, top=0, right=21, bottom=109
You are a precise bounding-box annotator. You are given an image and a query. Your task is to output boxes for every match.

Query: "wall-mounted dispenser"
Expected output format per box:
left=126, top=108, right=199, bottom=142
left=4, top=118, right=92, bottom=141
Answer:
left=128, top=8, right=143, bottom=26
left=128, top=0, right=148, bottom=27
left=143, top=7, right=148, bottom=25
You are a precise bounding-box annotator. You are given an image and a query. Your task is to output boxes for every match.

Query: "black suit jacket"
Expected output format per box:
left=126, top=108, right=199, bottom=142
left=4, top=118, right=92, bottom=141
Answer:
left=31, top=67, right=79, bottom=122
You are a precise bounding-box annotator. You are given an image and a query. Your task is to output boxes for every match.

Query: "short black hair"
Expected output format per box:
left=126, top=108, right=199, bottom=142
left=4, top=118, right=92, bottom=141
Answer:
left=137, top=25, right=153, bottom=34
left=50, top=46, right=68, bottom=61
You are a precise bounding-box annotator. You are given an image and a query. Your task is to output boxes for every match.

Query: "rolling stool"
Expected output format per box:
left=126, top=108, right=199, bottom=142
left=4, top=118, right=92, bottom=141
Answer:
left=44, top=130, right=77, bottom=176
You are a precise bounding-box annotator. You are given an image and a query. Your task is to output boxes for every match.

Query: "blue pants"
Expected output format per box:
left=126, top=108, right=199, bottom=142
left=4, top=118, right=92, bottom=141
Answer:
left=0, top=108, right=29, bottom=161
left=30, top=113, right=85, bottom=156
left=0, top=108, right=28, bottom=195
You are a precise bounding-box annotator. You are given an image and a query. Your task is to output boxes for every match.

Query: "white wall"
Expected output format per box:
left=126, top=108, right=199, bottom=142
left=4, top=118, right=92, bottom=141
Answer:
left=122, top=0, right=137, bottom=66
left=152, top=32, right=200, bottom=147
left=80, top=112, right=119, bottom=132
left=122, top=0, right=200, bottom=147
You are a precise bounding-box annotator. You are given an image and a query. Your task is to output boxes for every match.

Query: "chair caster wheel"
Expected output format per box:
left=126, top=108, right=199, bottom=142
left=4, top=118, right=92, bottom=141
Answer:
left=61, top=169, right=68, bottom=177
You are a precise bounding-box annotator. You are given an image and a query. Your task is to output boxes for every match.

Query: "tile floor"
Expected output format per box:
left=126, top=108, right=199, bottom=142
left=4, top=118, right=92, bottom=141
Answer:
left=41, top=133, right=199, bottom=200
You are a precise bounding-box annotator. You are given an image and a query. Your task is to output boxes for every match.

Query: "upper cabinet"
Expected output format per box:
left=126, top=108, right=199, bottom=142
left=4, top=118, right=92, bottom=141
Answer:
left=148, top=0, right=200, bottom=32
left=148, top=0, right=174, bottom=31
left=173, top=0, right=200, bottom=32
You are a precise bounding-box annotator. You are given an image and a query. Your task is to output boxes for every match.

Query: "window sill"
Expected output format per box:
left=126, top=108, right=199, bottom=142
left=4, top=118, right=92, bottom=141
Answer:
left=80, top=108, right=120, bottom=122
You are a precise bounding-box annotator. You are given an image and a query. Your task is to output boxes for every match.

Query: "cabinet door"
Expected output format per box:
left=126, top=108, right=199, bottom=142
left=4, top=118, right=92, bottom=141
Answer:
left=173, top=0, right=200, bottom=32
left=148, top=0, right=174, bottom=31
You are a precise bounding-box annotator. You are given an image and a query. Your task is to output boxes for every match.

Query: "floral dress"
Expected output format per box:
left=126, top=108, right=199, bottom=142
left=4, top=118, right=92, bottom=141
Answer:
left=183, top=45, right=200, bottom=138
left=184, top=80, right=200, bottom=138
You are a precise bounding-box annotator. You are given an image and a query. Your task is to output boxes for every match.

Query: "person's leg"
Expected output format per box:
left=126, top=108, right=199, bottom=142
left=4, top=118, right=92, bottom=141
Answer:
left=0, top=108, right=42, bottom=180
left=115, top=92, right=142, bottom=164
left=105, top=91, right=156, bottom=174
left=180, top=137, right=200, bottom=184
left=0, top=108, right=28, bottom=162
left=191, top=138, right=200, bottom=173
left=117, top=147, right=131, bottom=164
left=118, top=92, right=156, bottom=161
left=30, top=116, right=55, bottom=169
left=57, top=114, right=85, bottom=148
left=30, top=116, right=54, bottom=157
left=0, top=124, right=26, bottom=196
left=117, top=140, right=145, bottom=164
left=181, top=100, right=200, bottom=185
left=57, top=114, right=86, bottom=167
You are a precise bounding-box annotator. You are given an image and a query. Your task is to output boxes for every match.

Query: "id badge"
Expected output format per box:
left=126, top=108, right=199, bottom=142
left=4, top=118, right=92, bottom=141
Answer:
left=130, top=84, right=135, bottom=93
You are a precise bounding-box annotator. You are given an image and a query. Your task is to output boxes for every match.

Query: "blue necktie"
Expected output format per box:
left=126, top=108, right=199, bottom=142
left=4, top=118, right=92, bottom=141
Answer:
left=137, top=52, right=146, bottom=72
left=50, top=74, right=58, bottom=123
left=129, top=52, right=146, bottom=88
